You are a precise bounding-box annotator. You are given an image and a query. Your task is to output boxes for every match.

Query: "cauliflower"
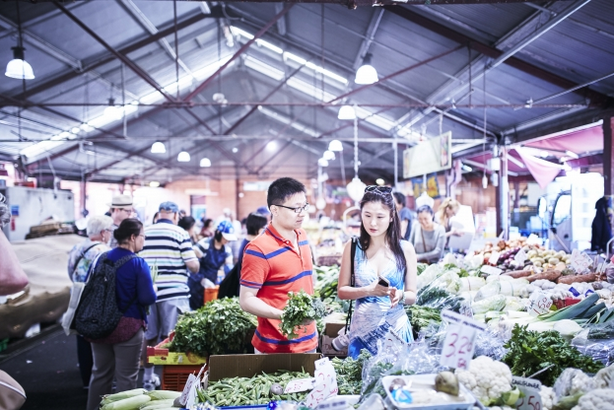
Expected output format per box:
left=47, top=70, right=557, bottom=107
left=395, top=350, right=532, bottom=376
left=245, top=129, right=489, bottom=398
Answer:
left=553, top=368, right=595, bottom=398
left=571, top=388, right=614, bottom=410
left=540, top=385, right=555, bottom=410
left=455, top=356, right=513, bottom=406
left=593, top=364, right=614, bottom=389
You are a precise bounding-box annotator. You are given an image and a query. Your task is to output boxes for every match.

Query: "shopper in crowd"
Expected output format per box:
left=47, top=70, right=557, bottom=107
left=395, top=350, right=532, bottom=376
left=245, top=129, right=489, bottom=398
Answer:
left=152, top=212, right=159, bottom=225
left=393, top=192, right=413, bottom=241
left=200, top=218, right=214, bottom=238
left=337, top=186, right=417, bottom=359
left=86, top=218, right=156, bottom=410
left=178, top=215, right=198, bottom=245
left=410, top=205, right=446, bottom=264
left=107, top=194, right=134, bottom=248
left=66, top=215, right=113, bottom=389
left=219, top=212, right=268, bottom=299
left=0, top=197, right=28, bottom=296
left=189, top=220, right=237, bottom=309
left=436, top=198, right=463, bottom=241
left=239, top=177, right=317, bottom=354
left=139, top=201, right=199, bottom=391
left=591, top=197, right=613, bottom=253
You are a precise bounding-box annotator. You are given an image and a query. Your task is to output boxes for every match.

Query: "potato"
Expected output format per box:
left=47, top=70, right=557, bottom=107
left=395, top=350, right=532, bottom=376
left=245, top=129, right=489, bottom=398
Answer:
left=554, top=262, right=567, bottom=271
left=548, top=258, right=560, bottom=265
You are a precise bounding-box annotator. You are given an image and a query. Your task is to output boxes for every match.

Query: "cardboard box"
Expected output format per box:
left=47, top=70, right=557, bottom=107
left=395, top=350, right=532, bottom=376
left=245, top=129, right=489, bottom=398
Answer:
left=147, top=336, right=207, bottom=365
left=323, top=312, right=347, bottom=337
left=320, top=334, right=348, bottom=357
left=208, top=353, right=321, bottom=381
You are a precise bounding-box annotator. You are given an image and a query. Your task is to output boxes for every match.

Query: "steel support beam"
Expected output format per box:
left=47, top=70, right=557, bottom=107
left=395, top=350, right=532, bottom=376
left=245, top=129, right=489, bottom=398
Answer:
left=384, top=6, right=609, bottom=106
left=183, top=4, right=293, bottom=102
left=352, top=9, right=384, bottom=71
left=604, top=115, right=614, bottom=196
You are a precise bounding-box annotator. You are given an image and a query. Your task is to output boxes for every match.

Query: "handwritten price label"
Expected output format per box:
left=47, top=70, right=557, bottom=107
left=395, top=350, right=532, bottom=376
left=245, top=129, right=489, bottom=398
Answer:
left=481, top=265, right=503, bottom=276
left=488, top=251, right=501, bottom=266
left=305, top=358, right=338, bottom=408
left=515, top=249, right=528, bottom=264
left=528, top=291, right=552, bottom=316
left=440, top=310, right=487, bottom=370
left=513, top=377, right=542, bottom=410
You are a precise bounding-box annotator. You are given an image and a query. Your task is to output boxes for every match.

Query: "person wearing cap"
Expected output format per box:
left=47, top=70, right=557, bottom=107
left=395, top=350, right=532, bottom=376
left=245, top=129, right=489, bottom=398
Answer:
left=107, top=194, right=135, bottom=248
left=189, top=220, right=237, bottom=310
left=239, top=177, right=317, bottom=354
left=139, top=201, right=199, bottom=391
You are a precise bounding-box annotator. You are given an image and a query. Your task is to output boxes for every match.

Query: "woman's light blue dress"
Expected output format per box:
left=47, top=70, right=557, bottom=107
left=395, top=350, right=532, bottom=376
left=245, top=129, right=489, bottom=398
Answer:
left=347, top=244, right=413, bottom=359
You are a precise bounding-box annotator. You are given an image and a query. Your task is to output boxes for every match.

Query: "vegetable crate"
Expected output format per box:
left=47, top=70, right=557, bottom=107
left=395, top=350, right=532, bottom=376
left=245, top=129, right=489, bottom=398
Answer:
left=147, top=333, right=208, bottom=365
left=161, top=364, right=206, bottom=391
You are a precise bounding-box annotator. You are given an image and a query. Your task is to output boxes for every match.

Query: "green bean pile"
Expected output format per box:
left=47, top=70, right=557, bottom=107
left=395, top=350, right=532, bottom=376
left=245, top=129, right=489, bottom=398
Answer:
left=197, top=371, right=311, bottom=407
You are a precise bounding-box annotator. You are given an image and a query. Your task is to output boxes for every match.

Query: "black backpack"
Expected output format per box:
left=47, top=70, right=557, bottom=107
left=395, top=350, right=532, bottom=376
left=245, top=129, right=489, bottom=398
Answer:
left=74, top=252, right=137, bottom=340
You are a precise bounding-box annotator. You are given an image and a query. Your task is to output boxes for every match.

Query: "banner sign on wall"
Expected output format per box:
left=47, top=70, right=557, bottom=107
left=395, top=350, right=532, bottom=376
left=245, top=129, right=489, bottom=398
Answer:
left=403, top=131, right=451, bottom=179
left=411, top=174, right=441, bottom=199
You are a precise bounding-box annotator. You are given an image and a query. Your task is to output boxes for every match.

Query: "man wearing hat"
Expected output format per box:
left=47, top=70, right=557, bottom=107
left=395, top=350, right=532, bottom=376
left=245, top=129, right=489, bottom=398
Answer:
left=107, top=194, right=134, bottom=248
left=139, top=201, right=200, bottom=391
left=189, top=220, right=237, bottom=310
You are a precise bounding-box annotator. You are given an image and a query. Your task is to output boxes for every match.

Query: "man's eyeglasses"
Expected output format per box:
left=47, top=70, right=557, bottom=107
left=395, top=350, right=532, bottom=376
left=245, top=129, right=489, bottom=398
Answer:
left=274, top=203, right=310, bottom=214
left=365, top=185, right=392, bottom=194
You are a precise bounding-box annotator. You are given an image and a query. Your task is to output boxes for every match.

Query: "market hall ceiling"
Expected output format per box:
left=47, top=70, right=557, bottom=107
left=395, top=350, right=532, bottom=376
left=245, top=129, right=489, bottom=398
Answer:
left=0, top=1, right=612, bottom=184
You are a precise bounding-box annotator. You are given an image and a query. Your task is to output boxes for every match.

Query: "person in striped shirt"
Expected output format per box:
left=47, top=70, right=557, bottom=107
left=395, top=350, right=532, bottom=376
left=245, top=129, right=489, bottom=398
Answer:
left=139, top=201, right=199, bottom=390
left=239, top=178, right=317, bottom=354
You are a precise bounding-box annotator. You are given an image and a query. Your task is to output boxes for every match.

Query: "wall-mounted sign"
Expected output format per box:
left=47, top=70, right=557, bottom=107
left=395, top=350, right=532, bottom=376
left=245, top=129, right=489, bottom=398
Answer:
left=411, top=174, right=441, bottom=199
left=403, top=131, right=451, bottom=179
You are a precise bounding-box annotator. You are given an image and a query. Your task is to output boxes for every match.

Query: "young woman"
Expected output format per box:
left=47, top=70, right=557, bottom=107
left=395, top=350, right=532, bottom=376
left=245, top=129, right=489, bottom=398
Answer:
left=86, top=218, right=156, bottom=410
left=409, top=205, right=446, bottom=264
left=436, top=198, right=462, bottom=240
left=337, top=186, right=418, bottom=359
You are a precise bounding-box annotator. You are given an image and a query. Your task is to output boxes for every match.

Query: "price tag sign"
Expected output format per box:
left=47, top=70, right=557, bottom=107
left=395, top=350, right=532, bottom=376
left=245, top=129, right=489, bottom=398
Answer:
left=305, top=358, right=339, bottom=408
left=488, top=251, right=501, bottom=266
left=440, top=310, right=487, bottom=370
left=179, top=373, right=199, bottom=408
left=528, top=291, right=552, bottom=316
left=515, top=249, right=527, bottom=264
left=284, top=377, right=316, bottom=394
left=570, top=249, right=592, bottom=274
left=481, top=265, right=503, bottom=276
left=512, top=376, right=542, bottom=410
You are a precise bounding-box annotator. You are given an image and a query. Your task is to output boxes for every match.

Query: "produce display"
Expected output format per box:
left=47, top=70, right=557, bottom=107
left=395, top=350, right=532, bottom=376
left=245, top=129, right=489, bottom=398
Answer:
left=98, top=388, right=180, bottom=410
left=197, top=371, right=311, bottom=407
left=279, top=290, right=327, bottom=339
left=168, top=297, right=257, bottom=357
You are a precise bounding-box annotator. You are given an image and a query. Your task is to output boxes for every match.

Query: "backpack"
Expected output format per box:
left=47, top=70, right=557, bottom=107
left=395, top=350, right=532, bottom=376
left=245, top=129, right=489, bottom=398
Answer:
left=74, top=252, right=137, bottom=340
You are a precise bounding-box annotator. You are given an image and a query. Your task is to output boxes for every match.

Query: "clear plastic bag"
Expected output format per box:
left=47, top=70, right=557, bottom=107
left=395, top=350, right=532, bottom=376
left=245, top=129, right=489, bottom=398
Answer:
left=359, top=330, right=409, bottom=398
left=472, top=328, right=509, bottom=361
left=571, top=329, right=614, bottom=366
left=552, top=368, right=595, bottom=398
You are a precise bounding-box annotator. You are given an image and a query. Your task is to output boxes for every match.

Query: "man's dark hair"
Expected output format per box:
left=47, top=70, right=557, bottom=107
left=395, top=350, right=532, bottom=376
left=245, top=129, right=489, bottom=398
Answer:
left=114, top=218, right=143, bottom=244
left=392, top=192, right=406, bottom=207
left=267, top=177, right=306, bottom=209
left=246, top=212, right=268, bottom=235
left=178, top=215, right=196, bottom=231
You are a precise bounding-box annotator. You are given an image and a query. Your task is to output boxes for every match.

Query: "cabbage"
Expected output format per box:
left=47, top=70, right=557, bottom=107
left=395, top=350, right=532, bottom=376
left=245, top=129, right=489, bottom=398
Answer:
left=417, top=264, right=444, bottom=290
left=471, top=294, right=507, bottom=314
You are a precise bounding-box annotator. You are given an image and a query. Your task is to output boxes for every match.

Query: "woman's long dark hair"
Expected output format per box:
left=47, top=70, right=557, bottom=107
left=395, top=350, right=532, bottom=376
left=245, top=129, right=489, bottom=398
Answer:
left=359, top=190, right=406, bottom=274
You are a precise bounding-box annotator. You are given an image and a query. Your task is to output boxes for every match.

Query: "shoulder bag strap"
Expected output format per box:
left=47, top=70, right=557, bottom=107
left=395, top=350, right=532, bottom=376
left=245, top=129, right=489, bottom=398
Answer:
left=72, top=242, right=103, bottom=276
left=420, top=226, right=427, bottom=253
left=344, top=237, right=358, bottom=333
left=112, top=254, right=140, bottom=313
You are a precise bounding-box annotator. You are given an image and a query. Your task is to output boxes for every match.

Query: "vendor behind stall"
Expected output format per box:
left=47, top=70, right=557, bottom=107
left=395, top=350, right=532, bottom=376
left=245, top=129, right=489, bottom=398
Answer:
left=409, top=205, right=445, bottom=264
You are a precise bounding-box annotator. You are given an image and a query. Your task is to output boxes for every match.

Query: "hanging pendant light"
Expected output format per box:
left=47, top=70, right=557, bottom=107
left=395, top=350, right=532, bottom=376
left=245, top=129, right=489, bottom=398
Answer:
left=355, top=53, right=378, bottom=85
left=328, top=140, right=343, bottom=152
left=346, top=108, right=366, bottom=203
left=318, top=158, right=329, bottom=167
left=151, top=141, right=166, bottom=154
left=199, top=158, right=211, bottom=167
left=337, top=105, right=356, bottom=120
left=177, top=149, right=191, bottom=162
left=5, top=3, right=34, bottom=80
left=323, top=150, right=335, bottom=161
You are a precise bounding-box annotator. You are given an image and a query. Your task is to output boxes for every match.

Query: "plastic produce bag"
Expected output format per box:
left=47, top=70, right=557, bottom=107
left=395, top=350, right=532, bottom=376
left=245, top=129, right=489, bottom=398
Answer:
left=471, top=294, right=507, bottom=315
left=359, top=332, right=409, bottom=398
left=472, top=328, right=509, bottom=361
left=571, top=328, right=614, bottom=366
left=389, top=339, right=447, bottom=376
left=417, top=264, right=444, bottom=290
left=553, top=368, right=595, bottom=398
left=459, top=277, right=486, bottom=292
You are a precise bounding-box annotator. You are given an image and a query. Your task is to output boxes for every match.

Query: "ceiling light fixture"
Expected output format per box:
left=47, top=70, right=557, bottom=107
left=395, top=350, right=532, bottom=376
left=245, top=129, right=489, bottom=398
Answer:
left=328, top=140, right=343, bottom=152
left=337, top=105, right=356, bottom=120
left=5, top=3, right=34, bottom=80
left=355, top=53, right=378, bottom=85
left=177, top=150, right=191, bottom=162
left=104, top=98, right=123, bottom=120
left=232, top=147, right=239, bottom=153
left=266, top=141, right=277, bottom=151
left=375, top=178, right=385, bottom=186
left=318, top=158, right=329, bottom=167
left=323, top=150, right=335, bottom=161
left=151, top=141, right=166, bottom=154
left=149, top=181, right=160, bottom=188
left=346, top=107, right=366, bottom=203
left=199, top=158, right=211, bottom=167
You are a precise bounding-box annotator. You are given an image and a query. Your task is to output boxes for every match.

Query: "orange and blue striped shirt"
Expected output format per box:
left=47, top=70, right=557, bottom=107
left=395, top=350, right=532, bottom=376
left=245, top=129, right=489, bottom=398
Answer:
left=240, top=224, right=317, bottom=353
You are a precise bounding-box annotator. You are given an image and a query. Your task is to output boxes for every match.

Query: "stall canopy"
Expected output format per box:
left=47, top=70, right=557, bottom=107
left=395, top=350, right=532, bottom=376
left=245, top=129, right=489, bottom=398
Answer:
left=523, top=122, right=604, bottom=157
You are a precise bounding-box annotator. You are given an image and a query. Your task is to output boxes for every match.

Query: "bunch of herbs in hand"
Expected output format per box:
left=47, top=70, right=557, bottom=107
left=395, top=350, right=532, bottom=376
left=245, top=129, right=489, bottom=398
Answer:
left=279, top=290, right=327, bottom=339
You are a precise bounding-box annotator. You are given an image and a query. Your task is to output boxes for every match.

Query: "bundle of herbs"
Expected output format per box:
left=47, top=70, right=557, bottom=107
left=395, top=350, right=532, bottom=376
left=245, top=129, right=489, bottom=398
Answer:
left=169, top=297, right=257, bottom=357
left=405, top=305, right=442, bottom=332
left=331, top=350, right=372, bottom=395
left=279, top=290, right=327, bottom=339
left=502, top=324, right=603, bottom=387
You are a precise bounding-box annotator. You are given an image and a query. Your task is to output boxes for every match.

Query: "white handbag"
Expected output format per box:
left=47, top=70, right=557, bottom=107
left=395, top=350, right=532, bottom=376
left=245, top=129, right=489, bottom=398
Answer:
left=61, top=281, right=86, bottom=336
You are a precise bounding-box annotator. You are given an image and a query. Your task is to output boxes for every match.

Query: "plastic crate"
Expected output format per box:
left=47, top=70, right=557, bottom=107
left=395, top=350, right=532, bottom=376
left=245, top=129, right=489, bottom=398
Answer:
left=161, top=364, right=206, bottom=391
left=204, top=286, right=219, bottom=303
left=147, top=334, right=207, bottom=365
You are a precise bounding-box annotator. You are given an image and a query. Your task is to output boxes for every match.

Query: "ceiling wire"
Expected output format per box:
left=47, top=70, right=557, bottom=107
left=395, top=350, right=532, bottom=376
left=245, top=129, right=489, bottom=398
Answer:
left=173, top=0, right=179, bottom=101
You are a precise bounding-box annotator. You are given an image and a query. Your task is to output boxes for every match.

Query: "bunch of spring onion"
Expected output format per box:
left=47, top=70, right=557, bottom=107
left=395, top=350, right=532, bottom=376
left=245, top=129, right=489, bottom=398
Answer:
left=98, top=388, right=181, bottom=410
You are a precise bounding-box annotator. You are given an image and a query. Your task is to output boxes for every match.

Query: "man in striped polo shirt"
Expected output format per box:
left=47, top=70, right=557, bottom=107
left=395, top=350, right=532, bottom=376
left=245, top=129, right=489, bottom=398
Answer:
left=139, top=201, right=199, bottom=390
left=240, top=178, right=317, bottom=353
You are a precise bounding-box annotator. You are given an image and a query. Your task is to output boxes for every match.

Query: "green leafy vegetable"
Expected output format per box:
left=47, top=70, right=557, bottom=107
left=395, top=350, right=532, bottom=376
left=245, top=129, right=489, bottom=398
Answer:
left=405, top=305, right=442, bottom=332
left=331, top=349, right=372, bottom=395
left=169, top=297, right=257, bottom=357
left=502, top=324, right=603, bottom=387
left=279, top=290, right=327, bottom=339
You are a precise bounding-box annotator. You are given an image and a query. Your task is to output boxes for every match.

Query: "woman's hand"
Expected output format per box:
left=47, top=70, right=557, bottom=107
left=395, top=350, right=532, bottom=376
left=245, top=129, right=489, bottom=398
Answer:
left=389, top=288, right=404, bottom=308
left=366, top=279, right=391, bottom=297
left=452, top=228, right=463, bottom=237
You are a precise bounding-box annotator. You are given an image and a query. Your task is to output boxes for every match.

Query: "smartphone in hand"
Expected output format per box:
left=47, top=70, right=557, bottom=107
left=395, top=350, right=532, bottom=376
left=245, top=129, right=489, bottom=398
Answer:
left=377, top=276, right=390, bottom=287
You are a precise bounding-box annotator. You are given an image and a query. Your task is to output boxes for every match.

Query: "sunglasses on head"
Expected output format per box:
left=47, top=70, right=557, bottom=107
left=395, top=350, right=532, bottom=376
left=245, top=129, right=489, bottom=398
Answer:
left=365, top=185, right=392, bottom=194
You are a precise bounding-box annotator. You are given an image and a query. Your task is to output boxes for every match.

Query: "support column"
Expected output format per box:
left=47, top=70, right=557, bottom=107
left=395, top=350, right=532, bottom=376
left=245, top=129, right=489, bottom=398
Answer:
left=604, top=115, right=614, bottom=196
left=496, top=146, right=509, bottom=239
left=235, top=165, right=241, bottom=219
left=393, top=138, right=398, bottom=188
